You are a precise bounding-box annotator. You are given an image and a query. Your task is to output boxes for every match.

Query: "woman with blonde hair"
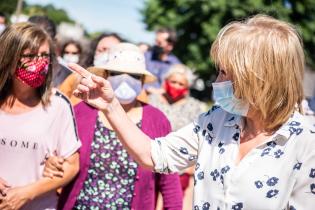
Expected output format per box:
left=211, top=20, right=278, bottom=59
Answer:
left=0, top=22, right=80, bottom=209
left=71, top=15, right=314, bottom=209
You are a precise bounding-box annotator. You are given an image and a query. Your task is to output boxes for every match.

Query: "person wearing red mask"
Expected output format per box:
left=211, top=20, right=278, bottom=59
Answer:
left=148, top=64, right=206, bottom=210
left=0, top=22, right=80, bottom=210
left=163, top=77, right=189, bottom=102
left=149, top=64, right=206, bottom=131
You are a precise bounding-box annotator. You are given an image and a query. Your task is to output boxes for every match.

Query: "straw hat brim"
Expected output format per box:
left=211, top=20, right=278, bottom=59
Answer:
left=88, top=65, right=156, bottom=84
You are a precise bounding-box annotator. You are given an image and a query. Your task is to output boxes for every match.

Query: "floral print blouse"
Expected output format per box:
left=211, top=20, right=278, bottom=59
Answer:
left=74, top=117, right=140, bottom=209
left=151, top=105, right=315, bottom=210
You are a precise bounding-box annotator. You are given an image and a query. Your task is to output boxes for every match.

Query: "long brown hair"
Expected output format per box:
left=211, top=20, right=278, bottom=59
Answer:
left=0, top=22, right=55, bottom=107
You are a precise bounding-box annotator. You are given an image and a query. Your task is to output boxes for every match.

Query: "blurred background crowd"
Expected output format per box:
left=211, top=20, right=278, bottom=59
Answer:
left=1, top=0, right=315, bottom=209
left=1, top=0, right=315, bottom=105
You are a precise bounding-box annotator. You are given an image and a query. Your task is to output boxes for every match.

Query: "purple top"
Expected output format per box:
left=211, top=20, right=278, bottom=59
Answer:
left=58, top=102, right=183, bottom=210
left=144, top=51, right=181, bottom=89
left=73, top=118, right=141, bottom=209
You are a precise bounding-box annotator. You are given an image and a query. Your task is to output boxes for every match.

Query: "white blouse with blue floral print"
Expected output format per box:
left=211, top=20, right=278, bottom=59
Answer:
left=151, top=106, right=315, bottom=210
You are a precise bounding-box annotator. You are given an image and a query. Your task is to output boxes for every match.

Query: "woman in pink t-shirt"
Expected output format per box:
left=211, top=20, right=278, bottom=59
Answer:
left=0, top=22, right=81, bottom=210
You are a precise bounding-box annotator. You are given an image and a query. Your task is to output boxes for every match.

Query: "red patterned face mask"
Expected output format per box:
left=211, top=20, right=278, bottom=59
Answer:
left=164, top=80, right=188, bottom=101
left=15, top=58, right=49, bottom=88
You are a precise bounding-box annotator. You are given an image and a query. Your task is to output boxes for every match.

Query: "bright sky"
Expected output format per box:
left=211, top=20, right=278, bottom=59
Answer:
left=25, top=0, right=155, bottom=43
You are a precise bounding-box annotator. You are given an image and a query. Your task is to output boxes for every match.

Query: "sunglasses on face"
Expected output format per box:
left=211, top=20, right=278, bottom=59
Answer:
left=108, top=71, right=143, bottom=80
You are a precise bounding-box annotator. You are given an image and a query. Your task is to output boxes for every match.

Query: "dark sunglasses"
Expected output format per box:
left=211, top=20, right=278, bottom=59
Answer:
left=108, top=71, right=143, bottom=80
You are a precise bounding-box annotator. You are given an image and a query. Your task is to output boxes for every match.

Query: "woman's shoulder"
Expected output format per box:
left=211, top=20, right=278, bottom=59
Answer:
left=51, top=89, right=93, bottom=112
left=38, top=89, right=76, bottom=122
left=50, top=88, right=73, bottom=110
left=194, top=105, right=241, bottom=135
left=141, top=102, right=172, bottom=136
left=285, top=112, right=315, bottom=151
left=281, top=111, right=315, bottom=138
left=198, top=105, right=229, bottom=122
left=272, top=112, right=315, bottom=176
left=142, top=102, right=168, bottom=120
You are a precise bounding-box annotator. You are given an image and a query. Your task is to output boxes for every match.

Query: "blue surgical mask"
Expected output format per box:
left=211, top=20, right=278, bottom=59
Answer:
left=212, top=80, right=249, bottom=116
left=107, top=74, right=142, bottom=104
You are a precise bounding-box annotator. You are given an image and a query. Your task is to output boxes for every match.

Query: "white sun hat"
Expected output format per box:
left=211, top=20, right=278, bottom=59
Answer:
left=90, top=42, right=156, bottom=83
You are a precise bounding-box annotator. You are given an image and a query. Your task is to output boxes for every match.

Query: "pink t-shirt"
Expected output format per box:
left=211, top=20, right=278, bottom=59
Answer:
left=0, top=90, right=81, bottom=210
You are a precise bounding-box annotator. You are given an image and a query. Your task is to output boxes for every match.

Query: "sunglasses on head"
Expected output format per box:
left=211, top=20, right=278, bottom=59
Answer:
left=108, top=71, right=143, bottom=80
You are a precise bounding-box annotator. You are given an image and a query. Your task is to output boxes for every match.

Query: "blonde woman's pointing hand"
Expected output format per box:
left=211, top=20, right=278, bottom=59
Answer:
left=69, top=63, right=116, bottom=111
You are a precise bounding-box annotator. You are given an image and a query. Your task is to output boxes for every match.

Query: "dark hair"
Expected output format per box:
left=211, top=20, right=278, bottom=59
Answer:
left=80, top=32, right=123, bottom=68
left=156, top=27, right=177, bottom=44
left=0, top=22, right=55, bottom=107
left=28, top=16, right=56, bottom=39
left=0, top=12, right=6, bottom=25
left=61, top=40, right=82, bottom=56
left=90, top=32, right=123, bottom=56
left=0, top=12, right=5, bottom=18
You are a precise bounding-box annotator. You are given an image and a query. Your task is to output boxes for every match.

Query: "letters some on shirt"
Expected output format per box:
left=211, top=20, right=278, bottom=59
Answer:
left=0, top=137, right=38, bottom=150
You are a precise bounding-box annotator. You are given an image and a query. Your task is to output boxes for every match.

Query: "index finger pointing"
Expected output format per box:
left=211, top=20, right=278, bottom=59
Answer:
left=68, top=63, right=93, bottom=79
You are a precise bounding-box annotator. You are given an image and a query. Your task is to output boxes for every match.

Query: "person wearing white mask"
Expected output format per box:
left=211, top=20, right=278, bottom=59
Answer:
left=44, top=43, right=183, bottom=210
left=91, top=33, right=122, bottom=67
left=60, top=40, right=82, bottom=64
left=58, top=33, right=122, bottom=105
left=70, top=15, right=315, bottom=210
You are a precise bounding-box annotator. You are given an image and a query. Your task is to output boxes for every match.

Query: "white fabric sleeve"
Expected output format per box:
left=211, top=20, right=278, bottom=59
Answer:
left=151, top=112, right=208, bottom=173
left=57, top=102, right=81, bottom=159
left=288, top=149, right=315, bottom=209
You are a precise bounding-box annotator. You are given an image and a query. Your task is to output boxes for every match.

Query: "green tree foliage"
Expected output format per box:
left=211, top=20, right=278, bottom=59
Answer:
left=142, top=0, right=315, bottom=79
left=0, top=1, right=73, bottom=25
left=24, top=4, right=74, bottom=25
left=0, top=0, right=19, bottom=16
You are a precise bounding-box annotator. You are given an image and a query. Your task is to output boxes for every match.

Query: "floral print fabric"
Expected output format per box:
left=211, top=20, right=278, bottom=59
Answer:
left=151, top=106, right=315, bottom=210
left=74, top=117, right=140, bottom=209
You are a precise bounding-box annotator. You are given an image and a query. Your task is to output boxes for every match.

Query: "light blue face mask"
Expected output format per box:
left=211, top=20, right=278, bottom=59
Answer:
left=107, top=74, right=142, bottom=105
left=212, top=81, right=249, bottom=116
